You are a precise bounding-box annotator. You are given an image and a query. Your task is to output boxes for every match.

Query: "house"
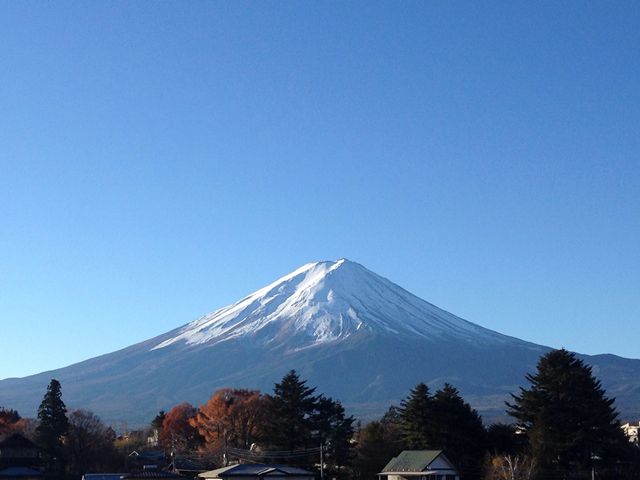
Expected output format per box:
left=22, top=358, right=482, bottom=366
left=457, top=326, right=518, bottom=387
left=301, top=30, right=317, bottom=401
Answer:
left=199, top=464, right=316, bottom=480
left=0, top=434, right=42, bottom=470
left=378, top=450, right=460, bottom=480
left=82, top=466, right=183, bottom=480
left=147, top=430, right=159, bottom=448
left=621, top=422, right=639, bottom=445
left=0, top=434, right=44, bottom=480
left=127, top=451, right=166, bottom=472
left=168, top=457, right=212, bottom=476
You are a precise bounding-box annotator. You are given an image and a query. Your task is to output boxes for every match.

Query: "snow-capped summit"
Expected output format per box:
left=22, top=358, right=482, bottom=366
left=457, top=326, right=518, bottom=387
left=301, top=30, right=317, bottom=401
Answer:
left=153, top=259, right=509, bottom=351
left=3, top=258, right=639, bottom=426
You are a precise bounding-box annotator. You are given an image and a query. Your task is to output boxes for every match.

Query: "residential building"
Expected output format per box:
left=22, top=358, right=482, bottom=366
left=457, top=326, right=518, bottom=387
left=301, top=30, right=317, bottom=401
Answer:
left=378, top=450, right=460, bottom=480
left=199, top=464, right=315, bottom=480
left=0, top=435, right=44, bottom=480
left=622, top=422, right=639, bottom=445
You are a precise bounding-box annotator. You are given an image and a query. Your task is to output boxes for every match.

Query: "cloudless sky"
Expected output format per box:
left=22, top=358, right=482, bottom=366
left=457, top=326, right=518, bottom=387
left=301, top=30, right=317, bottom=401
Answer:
left=1, top=2, right=638, bottom=380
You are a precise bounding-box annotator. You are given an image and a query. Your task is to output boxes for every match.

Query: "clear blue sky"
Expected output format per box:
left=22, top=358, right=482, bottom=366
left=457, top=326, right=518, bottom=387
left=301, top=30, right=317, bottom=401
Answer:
left=1, top=2, right=638, bottom=380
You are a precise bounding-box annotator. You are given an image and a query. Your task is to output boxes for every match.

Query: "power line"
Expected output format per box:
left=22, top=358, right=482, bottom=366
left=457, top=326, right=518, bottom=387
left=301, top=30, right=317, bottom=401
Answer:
left=227, top=446, right=322, bottom=460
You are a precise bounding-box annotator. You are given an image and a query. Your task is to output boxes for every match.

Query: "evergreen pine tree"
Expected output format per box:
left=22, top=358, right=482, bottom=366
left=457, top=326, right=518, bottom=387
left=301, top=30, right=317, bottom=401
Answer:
left=353, top=420, right=403, bottom=480
left=312, top=397, right=354, bottom=474
left=151, top=410, right=166, bottom=432
left=430, top=384, right=486, bottom=480
left=0, top=407, right=21, bottom=424
left=262, top=370, right=318, bottom=454
left=398, top=382, right=486, bottom=479
left=398, top=382, right=433, bottom=448
left=380, top=405, right=401, bottom=427
left=507, top=349, right=630, bottom=478
left=36, top=379, right=69, bottom=472
left=486, top=423, right=524, bottom=456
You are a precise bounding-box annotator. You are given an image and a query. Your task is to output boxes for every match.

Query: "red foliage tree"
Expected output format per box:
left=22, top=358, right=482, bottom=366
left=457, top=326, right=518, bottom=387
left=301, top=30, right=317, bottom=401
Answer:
left=159, top=403, right=203, bottom=453
left=191, top=388, right=266, bottom=455
left=0, top=408, right=21, bottom=436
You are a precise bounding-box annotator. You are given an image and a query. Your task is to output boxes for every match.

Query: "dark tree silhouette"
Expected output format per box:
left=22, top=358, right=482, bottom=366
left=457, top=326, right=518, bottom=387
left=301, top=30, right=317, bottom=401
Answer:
left=36, top=379, right=69, bottom=473
left=312, top=396, right=354, bottom=474
left=261, top=370, right=318, bottom=453
left=398, top=382, right=486, bottom=479
left=0, top=408, right=21, bottom=435
left=429, top=383, right=485, bottom=479
left=261, top=370, right=355, bottom=474
left=398, top=382, right=433, bottom=448
left=66, top=409, right=117, bottom=475
left=151, top=410, right=166, bottom=432
left=507, top=349, right=630, bottom=478
left=486, top=423, right=524, bottom=456
left=353, top=419, right=403, bottom=480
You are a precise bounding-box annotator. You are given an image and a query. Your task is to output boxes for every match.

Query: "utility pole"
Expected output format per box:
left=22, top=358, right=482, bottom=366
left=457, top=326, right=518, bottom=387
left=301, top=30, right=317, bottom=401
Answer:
left=320, top=443, right=324, bottom=480
left=171, top=432, right=176, bottom=473
left=224, top=428, right=228, bottom=466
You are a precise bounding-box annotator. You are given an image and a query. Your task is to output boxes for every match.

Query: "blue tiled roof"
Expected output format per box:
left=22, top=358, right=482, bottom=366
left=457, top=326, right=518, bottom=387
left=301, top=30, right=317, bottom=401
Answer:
left=0, top=467, right=44, bottom=478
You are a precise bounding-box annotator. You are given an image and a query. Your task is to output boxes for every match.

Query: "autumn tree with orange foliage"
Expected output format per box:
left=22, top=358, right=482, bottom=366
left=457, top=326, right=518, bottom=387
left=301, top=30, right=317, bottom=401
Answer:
left=191, top=388, right=266, bottom=458
left=159, top=403, right=203, bottom=453
left=0, top=408, right=22, bottom=436
left=0, top=408, right=38, bottom=440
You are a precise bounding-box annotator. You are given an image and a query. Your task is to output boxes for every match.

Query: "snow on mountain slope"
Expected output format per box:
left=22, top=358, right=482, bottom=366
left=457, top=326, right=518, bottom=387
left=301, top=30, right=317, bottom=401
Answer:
left=3, top=258, right=640, bottom=426
left=153, top=259, right=515, bottom=351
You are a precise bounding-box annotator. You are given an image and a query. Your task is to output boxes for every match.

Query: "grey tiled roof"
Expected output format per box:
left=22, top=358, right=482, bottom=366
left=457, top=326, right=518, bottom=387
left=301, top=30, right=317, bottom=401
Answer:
left=200, top=463, right=315, bottom=478
left=381, top=450, right=444, bottom=472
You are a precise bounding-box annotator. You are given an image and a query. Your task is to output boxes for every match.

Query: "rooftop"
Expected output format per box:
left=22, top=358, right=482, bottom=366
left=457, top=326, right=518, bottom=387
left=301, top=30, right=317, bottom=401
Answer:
left=200, top=464, right=315, bottom=478
left=381, top=450, right=444, bottom=473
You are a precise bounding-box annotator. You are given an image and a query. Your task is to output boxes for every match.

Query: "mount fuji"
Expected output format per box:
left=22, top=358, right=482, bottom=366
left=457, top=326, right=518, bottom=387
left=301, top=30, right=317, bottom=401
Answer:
left=1, top=259, right=639, bottom=425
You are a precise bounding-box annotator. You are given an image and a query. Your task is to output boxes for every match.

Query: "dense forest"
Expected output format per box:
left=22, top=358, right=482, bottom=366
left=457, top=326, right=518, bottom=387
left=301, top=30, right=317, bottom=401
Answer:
left=2, top=349, right=639, bottom=480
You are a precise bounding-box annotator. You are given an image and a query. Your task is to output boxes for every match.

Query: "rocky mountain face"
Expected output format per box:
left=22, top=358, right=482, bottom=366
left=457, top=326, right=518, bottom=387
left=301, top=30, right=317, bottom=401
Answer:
left=1, top=259, right=638, bottom=425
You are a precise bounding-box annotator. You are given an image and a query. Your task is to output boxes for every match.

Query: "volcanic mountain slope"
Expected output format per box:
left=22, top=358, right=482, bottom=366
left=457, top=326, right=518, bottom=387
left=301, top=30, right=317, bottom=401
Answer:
left=1, top=259, right=639, bottom=425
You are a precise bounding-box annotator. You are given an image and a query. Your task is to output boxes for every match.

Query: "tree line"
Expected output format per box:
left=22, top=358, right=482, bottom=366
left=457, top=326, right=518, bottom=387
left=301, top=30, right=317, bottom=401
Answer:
left=355, top=349, right=640, bottom=480
left=2, top=349, right=640, bottom=480
left=1, top=379, right=120, bottom=478
left=152, top=370, right=355, bottom=474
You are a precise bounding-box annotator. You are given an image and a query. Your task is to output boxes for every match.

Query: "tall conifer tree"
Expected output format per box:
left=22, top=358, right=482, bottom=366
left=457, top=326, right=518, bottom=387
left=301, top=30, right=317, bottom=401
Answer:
left=36, top=379, right=69, bottom=471
left=262, top=370, right=318, bottom=452
left=312, top=396, right=354, bottom=472
left=507, top=349, right=629, bottom=477
left=354, top=420, right=403, bottom=480
left=398, top=382, right=433, bottom=448
left=430, top=383, right=485, bottom=479
left=398, top=382, right=486, bottom=479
